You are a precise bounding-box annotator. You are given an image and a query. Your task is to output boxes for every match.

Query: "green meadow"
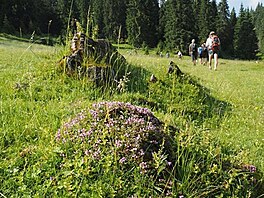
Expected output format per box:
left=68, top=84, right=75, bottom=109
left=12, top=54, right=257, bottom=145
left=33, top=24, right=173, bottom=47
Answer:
left=123, top=50, right=264, bottom=170
left=0, top=34, right=264, bottom=197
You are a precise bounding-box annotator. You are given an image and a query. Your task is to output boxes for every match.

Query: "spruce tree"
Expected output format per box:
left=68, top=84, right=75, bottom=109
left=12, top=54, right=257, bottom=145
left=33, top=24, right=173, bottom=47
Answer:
left=75, top=0, right=90, bottom=29
left=180, top=0, right=197, bottom=50
left=126, top=0, right=142, bottom=47
left=2, top=15, right=14, bottom=34
left=163, top=0, right=178, bottom=50
left=254, top=3, right=264, bottom=54
left=143, top=0, right=159, bottom=47
left=198, top=0, right=211, bottom=42
left=193, top=0, right=201, bottom=39
left=126, top=0, right=159, bottom=47
left=0, top=0, right=6, bottom=31
left=234, top=6, right=258, bottom=59
left=56, top=0, right=73, bottom=33
left=158, top=0, right=167, bottom=42
left=163, top=0, right=196, bottom=52
left=217, top=0, right=231, bottom=55
left=229, top=8, right=237, bottom=57
left=102, top=0, right=127, bottom=42
left=91, top=0, right=104, bottom=38
left=209, top=0, right=218, bottom=31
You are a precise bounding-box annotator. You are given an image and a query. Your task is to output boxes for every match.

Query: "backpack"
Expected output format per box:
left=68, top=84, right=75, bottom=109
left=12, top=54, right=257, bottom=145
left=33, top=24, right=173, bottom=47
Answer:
left=212, top=35, right=220, bottom=51
left=198, top=46, right=203, bottom=55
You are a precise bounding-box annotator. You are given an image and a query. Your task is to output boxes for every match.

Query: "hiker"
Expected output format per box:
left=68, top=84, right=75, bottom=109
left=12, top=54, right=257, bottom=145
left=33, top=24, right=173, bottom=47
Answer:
left=198, top=44, right=204, bottom=64
left=206, top=31, right=220, bottom=70
left=178, top=50, right=182, bottom=60
left=189, top=39, right=198, bottom=65
left=166, top=51, right=170, bottom=58
left=201, top=42, right=208, bottom=65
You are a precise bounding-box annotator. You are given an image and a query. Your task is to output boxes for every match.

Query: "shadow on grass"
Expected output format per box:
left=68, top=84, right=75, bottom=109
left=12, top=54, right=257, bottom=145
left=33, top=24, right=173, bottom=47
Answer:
left=0, top=33, right=29, bottom=43
left=0, top=33, right=55, bottom=46
left=121, top=63, right=232, bottom=127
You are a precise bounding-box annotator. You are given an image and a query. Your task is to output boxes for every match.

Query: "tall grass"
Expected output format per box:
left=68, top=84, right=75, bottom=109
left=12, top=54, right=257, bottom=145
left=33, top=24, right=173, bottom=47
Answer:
left=0, top=35, right=263, bottom=197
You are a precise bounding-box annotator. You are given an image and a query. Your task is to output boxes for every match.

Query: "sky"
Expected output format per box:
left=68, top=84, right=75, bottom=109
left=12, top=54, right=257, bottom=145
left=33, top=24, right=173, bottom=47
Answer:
left=217, top=0, right=264, bottom=12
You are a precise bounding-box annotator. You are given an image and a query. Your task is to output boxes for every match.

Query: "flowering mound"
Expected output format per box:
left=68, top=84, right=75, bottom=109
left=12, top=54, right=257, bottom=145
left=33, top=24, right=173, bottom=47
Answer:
left=56, top=101, right=174, bottom=173
left=55, top=101, right=262, bottom=196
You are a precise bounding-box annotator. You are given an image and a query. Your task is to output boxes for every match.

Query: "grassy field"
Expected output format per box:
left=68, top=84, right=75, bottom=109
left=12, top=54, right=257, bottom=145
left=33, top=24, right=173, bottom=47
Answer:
left=121, top=50, right=264, bottom=172
left=0, top=34, right=264, bottom=197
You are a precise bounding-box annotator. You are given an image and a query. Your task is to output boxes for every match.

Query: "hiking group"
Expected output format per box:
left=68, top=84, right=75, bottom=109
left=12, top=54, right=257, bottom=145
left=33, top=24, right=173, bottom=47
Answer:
left=189, top=31, right=220, bottom=70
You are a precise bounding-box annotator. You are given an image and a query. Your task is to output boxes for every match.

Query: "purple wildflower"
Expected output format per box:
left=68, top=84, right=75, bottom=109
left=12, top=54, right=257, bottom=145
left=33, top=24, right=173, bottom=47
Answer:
left=92, top=149, right=101, bottom=159
left=56, top=101, right=169, bottom=178
left=139, top=161, right=148, bottom=174
left=167, top=161, right=172, bottom=166
left=115, top=140, right=122, bottom=148
left=130, top=147, right=137, bottom=152
left=89, top=110, right=98, bottom=119
left=119, top=157, right=126, bottom=164
left=166, top=190, right=172, bottom=196
left=84, top=150, right=90, bottom=156
left=139, top=149, right=145, bottom=156
left=56, top=129, right=61, bottom=140
left=243, top=164, right=257, bottom=173
left=249, top=165, right=257, bottom=173
left=158, top=178, right=165, bottom=182
left=139, top=161, right=147, bottom=169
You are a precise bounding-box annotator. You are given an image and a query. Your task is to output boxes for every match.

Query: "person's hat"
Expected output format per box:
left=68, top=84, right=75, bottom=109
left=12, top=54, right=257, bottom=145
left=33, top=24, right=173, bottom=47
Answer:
left=210, top=31, right=215, bottom=35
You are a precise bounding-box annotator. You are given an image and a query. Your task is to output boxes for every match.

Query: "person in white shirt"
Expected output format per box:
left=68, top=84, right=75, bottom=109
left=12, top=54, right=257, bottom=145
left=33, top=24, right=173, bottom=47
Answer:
left=206, top=31, right=220, bottom=70
left=177, top=50, right=182, bottom=60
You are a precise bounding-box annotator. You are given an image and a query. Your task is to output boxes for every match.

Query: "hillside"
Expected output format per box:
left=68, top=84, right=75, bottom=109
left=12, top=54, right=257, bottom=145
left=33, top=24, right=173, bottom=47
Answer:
left=0, top=35, right=263, bottom=197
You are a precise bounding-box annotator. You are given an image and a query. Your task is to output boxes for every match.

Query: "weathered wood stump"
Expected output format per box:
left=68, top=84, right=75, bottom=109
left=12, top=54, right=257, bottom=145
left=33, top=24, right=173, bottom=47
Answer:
left=60, top=33, right=127, bottom=86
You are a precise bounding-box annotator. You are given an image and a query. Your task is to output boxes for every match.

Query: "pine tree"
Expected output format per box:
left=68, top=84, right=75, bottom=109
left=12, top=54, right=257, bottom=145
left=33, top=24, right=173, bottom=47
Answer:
left=198, top=0, right=211, bottom=42
left=2, top=15, right=14, bottom=34
left=102, top=0, right=127, bottom=42
left=56, top=0, right=73, bottom=34
left=209, top=0, right=218, bottom=31
left=143, top=0, right=159, bottom=47
left=163, top=0, right=196, bottom=52
left=126, top=0, right=141, bottom=47
left=217, top=0, right=231, bottom=55
left=91, top=0, right=105, bottom=38
left=0, top=0, right=6, bottom=30
left=158, top=0, right=166, bottom=42
left=193, top=0, right=201, bottom=39
left=75, top=0, right=90, bottom=29
left=180, top=0, right=197, bottom=50
left=254, top=3, right=264, bottom=54
left=234, top=6, right=258, bottom=59
left=162, top=0, right=177, bottom=50
left=229, top=8, right=237, bottom=57
left=126, top=0, right=159, bottom=47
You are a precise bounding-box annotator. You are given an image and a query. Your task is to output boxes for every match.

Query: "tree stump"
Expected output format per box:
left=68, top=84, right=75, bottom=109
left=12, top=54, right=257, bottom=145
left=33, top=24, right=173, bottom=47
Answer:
left=60, top=33, right=127, bottom=86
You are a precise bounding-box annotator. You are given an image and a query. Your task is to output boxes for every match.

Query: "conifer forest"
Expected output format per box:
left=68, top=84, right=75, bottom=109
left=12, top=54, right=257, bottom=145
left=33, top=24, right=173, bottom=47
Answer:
left=1, top=0, right=264, bottom=59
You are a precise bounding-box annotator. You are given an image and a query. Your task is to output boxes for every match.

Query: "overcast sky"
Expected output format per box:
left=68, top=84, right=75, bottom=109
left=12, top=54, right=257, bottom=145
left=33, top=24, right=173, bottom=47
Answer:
left=217, top=0, right=264, bottom=12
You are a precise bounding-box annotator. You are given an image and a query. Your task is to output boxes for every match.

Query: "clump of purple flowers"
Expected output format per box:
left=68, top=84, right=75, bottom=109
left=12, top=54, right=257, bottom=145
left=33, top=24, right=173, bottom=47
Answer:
left=56, top=101, right=173, bottom=173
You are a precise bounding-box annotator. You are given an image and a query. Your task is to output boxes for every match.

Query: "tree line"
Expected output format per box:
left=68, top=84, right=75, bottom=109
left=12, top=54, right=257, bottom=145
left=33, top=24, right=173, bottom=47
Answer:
left=0, top=0, right=264, bottom=60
